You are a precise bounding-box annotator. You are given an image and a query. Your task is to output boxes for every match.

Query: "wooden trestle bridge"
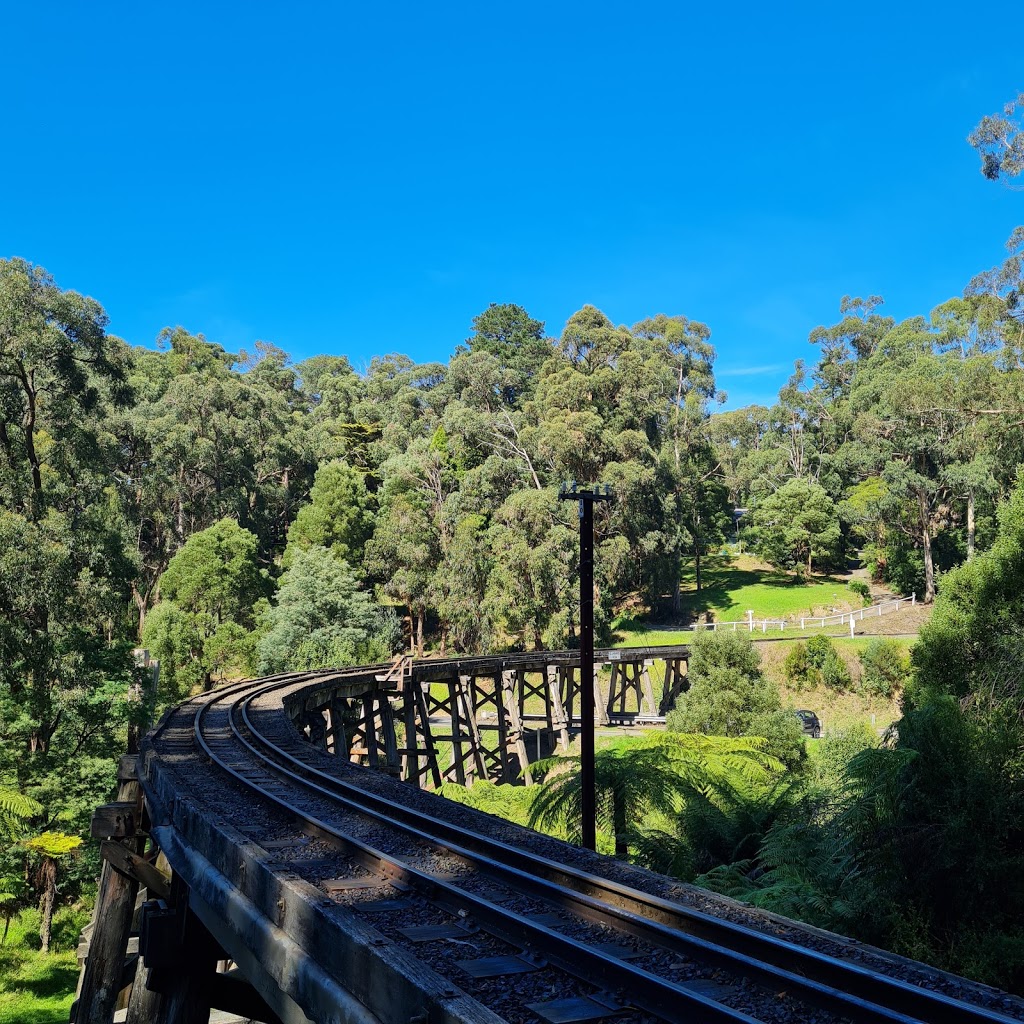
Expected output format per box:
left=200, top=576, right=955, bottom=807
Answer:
left=291, top=645, right=690, bottom=788
left=72, top=646, right=1024, bottom=1024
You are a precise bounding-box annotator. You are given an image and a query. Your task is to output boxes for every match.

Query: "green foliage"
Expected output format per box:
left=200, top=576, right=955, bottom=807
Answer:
left=258, top=547, right=400, bottom=673
left=0, top=911, right=79, bottom=1023
left=804, top=635, right=851, bottom=691
left=22, top=833, right=82, bottom=859
left=808, top=723, right=877, bottom=797
left=143, top=518, right=267, bottom=695
left=858, top=639, right=910, bottom=698
left=284, top=460, right=375, bottom=566
left=666, top=631, right=805, bottom=767
left=783, top=642, right=816, bottom=691
left=969, top=92, right=1024, bottom=182
left=746, top=478, right=841, bottom=575
left=483, top=489, right=579, bottom=650
left=913, top=477, right=1024, bottom=701
left=438, top=780, right=539, bottom=830
left=848, top=579, right=871, bottom=604
left=528, top=732, right=780, bottom=859
left=0, top=791, right=41, bottom=842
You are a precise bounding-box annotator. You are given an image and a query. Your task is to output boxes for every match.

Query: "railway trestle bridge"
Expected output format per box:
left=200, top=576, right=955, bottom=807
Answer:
left=71, top=646, right=1024, bottom=1024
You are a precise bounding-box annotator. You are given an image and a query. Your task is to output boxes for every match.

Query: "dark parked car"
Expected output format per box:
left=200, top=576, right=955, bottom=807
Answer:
left=795, top=709, right=822, bottom=738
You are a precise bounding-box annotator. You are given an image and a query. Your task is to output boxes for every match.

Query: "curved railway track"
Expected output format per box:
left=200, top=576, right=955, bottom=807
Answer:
left=144, top=672, right=1024, bottom=1024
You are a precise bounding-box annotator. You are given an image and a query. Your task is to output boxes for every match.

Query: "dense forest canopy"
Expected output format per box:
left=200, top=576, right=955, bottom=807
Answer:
left=2, top=94, right=1024, bottom=989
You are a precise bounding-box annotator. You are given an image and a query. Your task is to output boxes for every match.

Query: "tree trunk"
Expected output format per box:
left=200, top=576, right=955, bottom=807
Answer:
left=694, top=550, right=702, bottom=594
left=967, top=490, right=976, bottom=561
left=918, top=490, right=936, bottom=603
left=2, top=915, right=10, bottom=945
left=39, top=862, right=55, bottom=953
left=415, top=608, right=424, bottom=656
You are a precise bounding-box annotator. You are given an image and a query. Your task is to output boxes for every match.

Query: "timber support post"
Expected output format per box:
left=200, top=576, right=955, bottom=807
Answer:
left=73, top=755, right=147, bottom=1024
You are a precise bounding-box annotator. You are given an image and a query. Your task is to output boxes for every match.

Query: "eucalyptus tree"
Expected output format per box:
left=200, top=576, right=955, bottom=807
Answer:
left=120, top=328, right=303, bottom=631
left=364, top=435, right=454, bottom=653
left=969, top=92, right=1024, bottom=182
left=634, top=313, right=729, bottom=601
left=295, top=354, right=377, bottom=468
left=707, top=405, right=773, bottom=508
left=809, top=296, right=894, bottom=402
left=283, top=459, right=375, bottom=567
left=353, top=354, right=448, bottom=468
left=483, top=488, right=578, bottom=650
left=0, top=259, right=136, bottom=762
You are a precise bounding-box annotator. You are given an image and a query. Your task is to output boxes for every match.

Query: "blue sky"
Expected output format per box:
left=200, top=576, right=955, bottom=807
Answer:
left=3, top=2, right=1022, bottom=408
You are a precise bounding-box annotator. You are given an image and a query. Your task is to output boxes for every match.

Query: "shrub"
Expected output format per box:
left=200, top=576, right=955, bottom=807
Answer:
left=811, top=723, right=877, bottom=797
left=805, top=635, right=851, bottom=691
left=784, top=642, right=819, bottom=691
left=849, top=580, right=871, bottom=605
left=668, top=631, right=805, bottom=767
left=858, top=638, right=910, bottom=699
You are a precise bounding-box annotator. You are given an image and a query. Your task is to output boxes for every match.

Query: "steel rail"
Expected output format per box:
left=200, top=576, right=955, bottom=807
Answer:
left=192, top=684, right=765, bottom=1024
left=233, top=675, right=1022, bottom=1024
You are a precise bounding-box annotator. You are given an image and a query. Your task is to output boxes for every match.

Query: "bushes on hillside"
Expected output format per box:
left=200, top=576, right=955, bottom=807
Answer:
left=667, top=631, right=805, bottom=767
left=858, top=639, right=910, bottom=698
left=784, top=635, right=851, bottom=691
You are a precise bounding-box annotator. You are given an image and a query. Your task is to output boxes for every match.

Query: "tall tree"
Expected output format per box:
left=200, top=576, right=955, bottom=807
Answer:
left=463, top=303, right=551, bottom=407
left=142, top=518, right=267, bottom=695
left=0, top=259, right=135, bottom=760
left=747, top=477, right=841, bottom=575
left=284, top=460, right=375, bottom=567
left=258, top=547, right=399, bottom=673
left=969, top=92, right=1024, bottom=182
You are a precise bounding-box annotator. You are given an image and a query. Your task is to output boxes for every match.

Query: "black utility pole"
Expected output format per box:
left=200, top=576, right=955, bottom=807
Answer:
left=558, top=481, right=613, bottom=851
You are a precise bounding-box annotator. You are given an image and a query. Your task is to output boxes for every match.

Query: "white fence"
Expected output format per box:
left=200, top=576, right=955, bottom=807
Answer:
left=692, top=594, right=917, bottom=634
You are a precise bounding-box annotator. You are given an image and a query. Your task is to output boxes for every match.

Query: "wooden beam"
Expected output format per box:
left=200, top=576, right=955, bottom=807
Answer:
left=117, top=755, right=139, bottom=782
left=101, top=841, right=171, bottom=902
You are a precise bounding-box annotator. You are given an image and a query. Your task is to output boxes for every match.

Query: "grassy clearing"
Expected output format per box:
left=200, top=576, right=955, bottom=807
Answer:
left=677, top=553, right=864, bottom=622
left=0, top=913, right=81, bottom=1024
left=613, top=554, right=918, bottom=736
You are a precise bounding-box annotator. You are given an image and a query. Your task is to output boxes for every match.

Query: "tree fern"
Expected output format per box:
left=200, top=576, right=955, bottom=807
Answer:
left=528, top=733, right=783, bottom=859
left=0, top=787, right=42, bottom=842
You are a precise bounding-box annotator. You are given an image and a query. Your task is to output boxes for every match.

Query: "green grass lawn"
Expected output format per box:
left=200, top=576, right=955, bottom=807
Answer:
left=676, top=553, right=863, bottom=622
left=0, top=914, right=80, bottom=1024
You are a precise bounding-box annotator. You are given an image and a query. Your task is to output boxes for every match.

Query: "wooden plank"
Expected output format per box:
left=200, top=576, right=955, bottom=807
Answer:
left=117, top=755, right=139, bottom=782
left=91, top=802, right=140, bottom=840
left=100, top=842, right=171, bottom=901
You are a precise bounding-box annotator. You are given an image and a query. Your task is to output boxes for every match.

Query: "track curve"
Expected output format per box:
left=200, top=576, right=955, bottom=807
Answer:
left=139, top=667, right=1024, bottom=1024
